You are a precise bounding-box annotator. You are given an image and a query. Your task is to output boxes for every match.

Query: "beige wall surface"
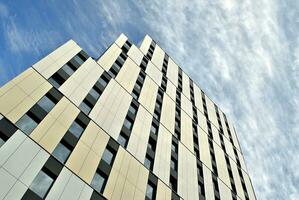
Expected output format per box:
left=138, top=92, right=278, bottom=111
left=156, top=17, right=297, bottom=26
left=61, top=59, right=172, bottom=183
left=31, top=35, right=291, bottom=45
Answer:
left=0, top=34, right=255, bottom=200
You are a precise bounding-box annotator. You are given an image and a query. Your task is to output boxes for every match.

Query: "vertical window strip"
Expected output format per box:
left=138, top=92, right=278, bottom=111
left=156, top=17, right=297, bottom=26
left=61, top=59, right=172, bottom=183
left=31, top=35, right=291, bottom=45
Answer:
left=22, top=156, right=63, bottom=200
left=117, top=99, right=139, bottom=148
left=169, top=136, right=179, bottom=193
left=107, top=51, right=128, bottom=79
left=223, top=114, right=249, bottom=199
left=145, top=172, right=158, bottom=200
left=91, top=138, right=119, bottom=195
left=79, top=71, right=112, bottom=115
left=144, top=88, right=164, bottom=171
left=215, top=104, right=239, bottom=198
left=48, top=50, right=89, bottom=88
left=146, top=41, right=156, bottom=60
left=16, top=87, right=63, bottom=135
left=52, top=112, right=90, bottom=164
left=0, top=115, right=18, bottom=148
left=132, top=70, right=146, bottom=100
left=121, top=40, right=132, bottom=53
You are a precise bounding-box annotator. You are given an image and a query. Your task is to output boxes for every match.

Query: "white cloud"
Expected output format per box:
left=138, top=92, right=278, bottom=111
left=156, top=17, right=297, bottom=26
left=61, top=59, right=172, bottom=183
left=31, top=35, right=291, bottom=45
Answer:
left=4, top=17, right=62, bottom=55
left=116, top=0, right=299, bottom=199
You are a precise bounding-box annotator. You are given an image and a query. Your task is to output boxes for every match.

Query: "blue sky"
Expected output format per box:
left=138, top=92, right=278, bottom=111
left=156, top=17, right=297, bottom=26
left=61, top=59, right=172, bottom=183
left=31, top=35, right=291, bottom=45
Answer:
left=1, top=0, right=299, bottom=199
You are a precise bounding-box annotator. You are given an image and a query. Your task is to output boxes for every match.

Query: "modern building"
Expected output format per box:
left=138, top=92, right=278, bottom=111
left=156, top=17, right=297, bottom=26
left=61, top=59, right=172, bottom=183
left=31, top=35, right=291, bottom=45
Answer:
left=0, top=34, right=255, bottom=200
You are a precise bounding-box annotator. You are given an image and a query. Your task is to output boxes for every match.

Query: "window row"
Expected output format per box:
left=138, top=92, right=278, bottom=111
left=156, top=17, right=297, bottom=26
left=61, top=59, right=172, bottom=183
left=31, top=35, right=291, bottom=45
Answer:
left=52, top=112, right=90, bottom=164
left=79, top=71, right=111, bottom=114
left=117, top=99, right=139, bottom=148
left=16, top=88, right=63, bottom=135
left=48, top=50, right=88, bottom=88
left=0, top=115, right=18, bottom=148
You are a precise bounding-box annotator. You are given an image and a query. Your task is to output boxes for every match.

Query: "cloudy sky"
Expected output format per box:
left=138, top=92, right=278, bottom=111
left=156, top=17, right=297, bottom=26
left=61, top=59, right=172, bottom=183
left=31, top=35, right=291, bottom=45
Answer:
left=0, top=0, right=298, bottom=199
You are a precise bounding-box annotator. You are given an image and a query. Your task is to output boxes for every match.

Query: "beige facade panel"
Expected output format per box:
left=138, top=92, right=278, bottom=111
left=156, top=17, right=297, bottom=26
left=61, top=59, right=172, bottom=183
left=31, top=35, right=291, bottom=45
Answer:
left=97, top=43, right=122, bottom=71
left=167, top=58, right=178, bottom=87
left=116, top=57, right=140, bottom=93
left=198, top=125, right=212, bottom=170
left=160, top=94, right=175, bottom=134
left=2, top=136, right=41, bottom=179
left=104, top=148, right=148, bottom=200
left=34, top=41, right=81, bottom=79
left=203, top=165, right=215, bottom=200
left=127, top=45, right=144, bottom=66
left=151, top=44, right=165, bottom=70
left=181, top=94, right=193, bottom=117
left=0, top=167, right=27, bottom=200
left=146, top=62, right=162, bottom=86
left=3, top=180, right=28, bottom=200
left=66, top=122, right=109, bottom=183
left=182, top=71, right=190, bottom=100
left=0, top=130, right=26, bottom=166
left=0, top=70, right=37, bottom=120
left=138, top=76, right=159, bottom=114
left=46, top=167, right=94, bottom=200
left=166, top=80, right=177, bottom=101
left=127, top=106, right=152, bottom=163
left=5, top=69, right=52, bottom=123
left=59, top=58, right=104, bottom=106
left=243, top=172, right=256, bottom=200
left=214, top=142, right=231, bottom=189
left=89, top=79, right=132, bottom=140
left=153, top=125, right=172, bottom=184
left=115, top=33, right=128, bottom=47
left=205, top=95, right=219, bottom=130
left=178, top=143, right=199, bottom=200
left=218, top=179, right=233, bottom=200
left=212, top=125, right=221, bottom=148
left=0, top=76, right=15, bottom=97
left=238, top=150, right=248, bottom=173
left=193, top=84, right=204, bottom=114
left=198, top=111, right=208, bottom=134
left=220, top=110, right=231, bottom=139
left=139, top=35, right=152, bottom=55
left=180, top=111, right=193, bottom=152
left=224, top=136, right=236, bottom=162
left=30, top=98, right=79, bottom=153
left=230, top=158, right=245, bottom=200
left=156, top=180, right=172, bottom=200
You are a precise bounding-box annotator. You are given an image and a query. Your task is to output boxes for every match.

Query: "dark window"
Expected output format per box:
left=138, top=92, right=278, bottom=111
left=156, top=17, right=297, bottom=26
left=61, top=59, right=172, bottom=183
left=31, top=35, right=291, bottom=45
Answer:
left=170, top=175, right=177, bottom=191
left=144, top=155, right=153, bottom=170
left=37, top=95, right=55, bottom=113
left=48, top=74, right=64, bottom=88
left=153, top=112, right=159, bottom=120
left=62, top=64, right=75, bottom=76
left=73, top=54, right=85, bottom=65
left=89, top=88, right=101, bottom=100
left=150, top=125, right=158, bottom=135
left=98, top=77, right=109, bottom=88
left=91, top=171, right=107, bottom=194
left=170, top=158, right=177, bottom=171
left=52, top=143, right=71, bottom=163
left=79, top=99, right=93, bottom=114
left=117, top=134, right=128, bottom=147
left=123, top=118, right=133, bottom=130
left=146, top=183, right=155, bottom=200
left=29, top=170, right=54, bottom=198
left=148, top=138, right=156, bottom=151
left=129, top=105, right=137, bottom=115
left=16, top=114, right=38, bottom=135
left=28, top=157, right=63, bottom=199
left=102, top=148, right=114, bottom=165
left=69, top=120, right=84, bottom=138
left=171, top=142, right=178, bottom=153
